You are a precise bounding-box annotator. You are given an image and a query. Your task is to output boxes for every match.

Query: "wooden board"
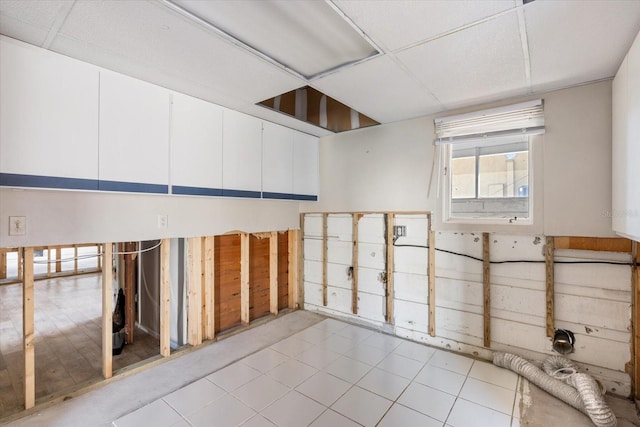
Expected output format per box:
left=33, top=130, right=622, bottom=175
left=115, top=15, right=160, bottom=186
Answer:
left=101, top=243, right=113, bottom=380
left=23, top=247, right=35, bottom=409
left=633, top=241, right=640, bottom=399
left=386, top=213, right=395, bottom=324
left=214, top=235, right=242, bottom=332
left=483, top=233, right=491, bottom=348
left=270, top=232, right=279, bottom=315
left=241, top=233, right=250, bottom=324
left=249, top=234, right=270, bottom=321
left=278, top=231, right=289, bottom=310
left=203, top=236, right=215, bottom=340
left=124, top=242, right=135, bottom=344
left=546, top=236, right=555, bottom=338
left=0, top=248, right=6, bottom=279
left=352, top=214, right=359, bottom=314
left=187, top=237, right=202, bottom=346
left=159, top=239, right=171, bottom=357
left=289, top=229, right=300, bottom=308
left=554, top=236, right=632, bottom=253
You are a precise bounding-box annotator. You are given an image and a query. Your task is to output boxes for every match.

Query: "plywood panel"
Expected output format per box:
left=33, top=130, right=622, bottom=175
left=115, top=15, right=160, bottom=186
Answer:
left=249, top=235, right=270, bottom=321
left=214, top=235, right=241, bottom=332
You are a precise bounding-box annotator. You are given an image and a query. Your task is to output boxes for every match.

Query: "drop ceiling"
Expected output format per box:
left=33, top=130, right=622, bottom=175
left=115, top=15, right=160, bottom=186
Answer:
left=1, top=0, right=639, bottom=137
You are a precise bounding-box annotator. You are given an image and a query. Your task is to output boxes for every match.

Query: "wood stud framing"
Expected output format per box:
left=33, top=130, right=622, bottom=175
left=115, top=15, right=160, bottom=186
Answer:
left=23, top=247, right=35, bottom=410
left=124, top=242, right=135, bottom=344
left=187, top=237, right=203, bottom=346
left=633, top=241, right=640, bottom=400
left=545, top=236, right=555, bottom=338
left=203, top=236, right=215, bottom=340
left=482, top=233, right=491, bottom=348
left=428, top=220, right=436, bottom=337
left=385, top=213, right=395, bottom=324
left=159, top=239, right=171, bottom=357
left=0, top=248, right=6, bottom=279
left=101, top=243, right=113, bottom=380
left=289, top=229, right=301, bottom=309
left=270, top=231, right=278, bottom=315
left=351, top=214, right=359, bottom=315
left=240, top=233, right=250, bottom=324
left=322, top=214, right=328, bottom=307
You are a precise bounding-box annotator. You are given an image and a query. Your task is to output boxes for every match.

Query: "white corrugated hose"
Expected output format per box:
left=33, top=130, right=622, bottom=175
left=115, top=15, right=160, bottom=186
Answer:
left=494, top=352, right=616, bottom=427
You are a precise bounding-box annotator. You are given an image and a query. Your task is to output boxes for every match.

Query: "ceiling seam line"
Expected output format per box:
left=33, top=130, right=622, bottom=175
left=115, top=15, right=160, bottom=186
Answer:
left=517, top=7, right=533, bottom=93
left=41, top=0, right=76, bottom=49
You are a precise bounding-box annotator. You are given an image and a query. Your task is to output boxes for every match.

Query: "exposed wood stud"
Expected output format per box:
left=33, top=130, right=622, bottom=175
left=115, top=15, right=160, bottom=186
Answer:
left=554, top=236, right=632, bottom=253
left=23, top=247, right=35, bottom=409
left=124, top=242, right=135, bottom=344
left=0, top=248, right=6, bottom=279
left=203, top=236, right=215, bottom=340
left=101, top=243, right=113, bottom=379
left=55, top=246, right=62, bottom=273
left=545, top=236, right=555, bottom=338
left=632, top=241, right=639, bottom=400
left=47, top=246, right=52, bottom=277
left=351, top=213, right=359, bottom=315
left=385, top=213, right=395, bottom=324
left=483, top=232, right=491, bottom=348
left=17, top=248, right=23, bottom=281
left=97, top=244, right=102, bottom=271
left=428, top=216, right=436, bottom=337
left=187, top=237, right=203, bottom=346
left=240, top=233, right=250, bottom=324
left=159, top=239, right=171, bottom=357
left=74, top=245, right=79, bottom=274
left=289, top=228, right=301, bottom=308
left=270, top=231, right=279, bottom=315
left=322, top=213, right=328, bottom=307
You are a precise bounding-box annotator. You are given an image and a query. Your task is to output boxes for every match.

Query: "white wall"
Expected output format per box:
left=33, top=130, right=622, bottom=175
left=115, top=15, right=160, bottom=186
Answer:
left=0, top=188, right=301, bottom=247
left=308, top=81, right=615, bottom=237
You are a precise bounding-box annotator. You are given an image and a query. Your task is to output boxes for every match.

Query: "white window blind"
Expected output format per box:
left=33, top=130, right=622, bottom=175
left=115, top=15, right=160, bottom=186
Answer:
left=434, top=99, right=545, bottom=145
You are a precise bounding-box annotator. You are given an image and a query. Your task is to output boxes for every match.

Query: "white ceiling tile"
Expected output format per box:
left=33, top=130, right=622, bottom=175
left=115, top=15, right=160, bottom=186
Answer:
left=50, top=0, right=304, bottom=107
left=396, top=11, right=528, bottom=109
left=0, top=0, right=68, bottom=46
left=525, top=0, right=640, bottom=92
left=313, top=55, right=443, bottom=123
left=333, top=0, right=517, bottom=52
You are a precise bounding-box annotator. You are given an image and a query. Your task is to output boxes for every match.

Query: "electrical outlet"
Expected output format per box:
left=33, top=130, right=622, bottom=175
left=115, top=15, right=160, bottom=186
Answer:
left=9, top=216, right=26, bottom=236
left=157, top=214, right=168, bottom=229
left=393, top=225, right=407, bottom=238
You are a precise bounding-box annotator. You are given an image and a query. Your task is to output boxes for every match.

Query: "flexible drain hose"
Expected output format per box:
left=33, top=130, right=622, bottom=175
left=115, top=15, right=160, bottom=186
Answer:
left=493, top=353, right=616, bottom=427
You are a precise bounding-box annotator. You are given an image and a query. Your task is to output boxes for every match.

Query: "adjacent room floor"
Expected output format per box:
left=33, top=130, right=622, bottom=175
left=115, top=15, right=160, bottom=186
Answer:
left=0, top=274, right=159, bottom=418
left=2, top=310, right=638, bottom=427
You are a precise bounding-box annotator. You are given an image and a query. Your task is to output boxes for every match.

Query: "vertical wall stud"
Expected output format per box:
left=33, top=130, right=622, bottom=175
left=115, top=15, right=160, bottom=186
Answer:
left=0, top=248, right=6, bottom=279
left=632, top=241, right=639, bottom=400
left=203, top=236, right=215, bottom=340
left=240, top=233, right=250, bottom=324
left=74, top=244, right=79, bottom=274
left=351, top=214, right=360, bottom=314
left=187, top=237, right=203, bottom=345
left=385, top=213, right=395, bottom=324
left=160, top=239, right=171, bottom=357
left=55, top=246, right=62, bottom=273
left=428, top=216, right=436, bottom=337
left=545, top=236, right=555, bottom=338
left=46, top=246, right=52, bottom=277
left=483, top=232, right=491, bottom=348
left=101, top=243, right=113, bottom=379
left=23, top=247, right=35, bottom=409
left=289, top=227, right=301, bottom=309
left=124, top=242, right=135, bottom=344
left=322, top=213, right=328, bottom=306
left=270, top=231, right=279, bottom=315
left=17, top=248, right=23, bottom=280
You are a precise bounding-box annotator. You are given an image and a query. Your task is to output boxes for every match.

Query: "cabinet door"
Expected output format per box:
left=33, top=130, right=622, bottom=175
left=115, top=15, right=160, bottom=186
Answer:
left=222, top=109, right=262, bottom=197
left=293, top=132, right=319, bottom=200
left=98, top=71, right=170, bottom=193
left=625, top=34, right=640, bottom=238
left=0, top=37, right=99, bottom=190
left=262, top=121, right=294, bottom=198
left=171, top=93, right=224, bottom=196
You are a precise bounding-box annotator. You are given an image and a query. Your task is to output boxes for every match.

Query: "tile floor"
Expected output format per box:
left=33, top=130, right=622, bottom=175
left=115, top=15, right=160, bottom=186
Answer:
left=112, top=318, right=522, bottom=427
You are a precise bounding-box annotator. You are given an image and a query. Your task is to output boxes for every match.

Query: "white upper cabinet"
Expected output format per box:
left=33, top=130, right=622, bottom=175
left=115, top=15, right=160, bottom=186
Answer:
left=0, top=37, right=99, bottom=186
left=170, top=93, right=224, bottom=195
left=222, top=109, right=263, bottom=196
left=293, top=132, right=319, bottom=199
left=612, top=31, right=640, bottom=240
left=98, top=70, right=171, bottom=192
left=262, top=121, right=294, bottom=197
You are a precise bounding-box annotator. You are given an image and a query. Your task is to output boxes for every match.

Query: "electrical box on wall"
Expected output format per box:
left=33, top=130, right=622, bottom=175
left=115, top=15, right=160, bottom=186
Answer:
left=393, top=225, right=407, bottom=238
left=8, top=216, right=26, bottom=236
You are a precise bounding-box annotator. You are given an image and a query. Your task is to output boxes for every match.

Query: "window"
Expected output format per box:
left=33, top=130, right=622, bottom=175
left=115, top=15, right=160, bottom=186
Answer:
left=449, top=137, right=530, bottom=220
left=435, top=100, right=544, bottom=224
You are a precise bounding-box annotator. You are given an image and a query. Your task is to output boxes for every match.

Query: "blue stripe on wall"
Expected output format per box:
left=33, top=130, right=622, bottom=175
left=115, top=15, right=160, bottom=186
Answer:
left=98, top=180, right=168, bottom=194
left=221, top=189, right=262, bottom=199
left=172, top=185, right=223, bottom=197
left=262, top=192, right=317, bottom=201
left=0, top=173, right=99, bottom=191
